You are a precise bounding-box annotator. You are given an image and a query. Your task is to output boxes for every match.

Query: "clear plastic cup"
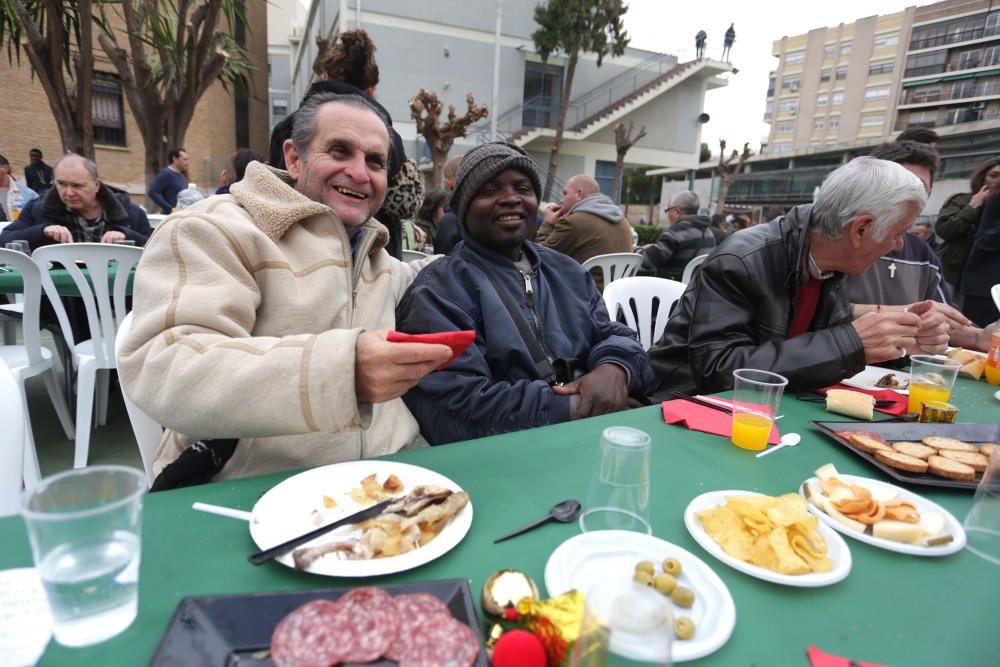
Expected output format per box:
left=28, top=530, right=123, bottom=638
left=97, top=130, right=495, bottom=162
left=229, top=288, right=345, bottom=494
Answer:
left=964, top=450, right=1000, bottom=566
left=579, top=427, right=651, bottom=534
left=730, top=369, right=787, bottom=451
left=907, top=355, right=961, bottom=414
left=20, top=466, right=146, bottom=647
left=570, top=577, right=672, bottom=666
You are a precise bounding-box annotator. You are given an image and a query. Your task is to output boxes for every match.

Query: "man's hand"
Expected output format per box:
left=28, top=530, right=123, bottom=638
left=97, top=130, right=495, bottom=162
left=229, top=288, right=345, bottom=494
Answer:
left=42, top=225, right=73, bottom=244
left=969, top=184, right=994, bottom=208
left=907, top=299, right=970, bottom=332
left=101, top=230, right=127, bottom=244
left=904, top=301, right=951, bottom=354
left=552, top=362, right=630, bottom=420
left=355, top=330, right=452, bottom=404
left=852, top=311, right=921, bottom=363
left=543, top=204, right=563, bottom=224
left=412, top=225, right=427, bottom=251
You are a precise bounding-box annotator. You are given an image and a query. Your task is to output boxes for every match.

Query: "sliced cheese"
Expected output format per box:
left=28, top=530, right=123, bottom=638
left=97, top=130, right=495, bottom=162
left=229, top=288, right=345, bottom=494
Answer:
left=826, top=389, right=875, bottom=421
left=855, top=481, right=897, bottom=503
left=828, top=486, right=855, bottom=504
left=872, top=519, right=924, bottom=544
left=918, top=512, right=945, bottom=539
left=814, top=463, right=839, bottom=480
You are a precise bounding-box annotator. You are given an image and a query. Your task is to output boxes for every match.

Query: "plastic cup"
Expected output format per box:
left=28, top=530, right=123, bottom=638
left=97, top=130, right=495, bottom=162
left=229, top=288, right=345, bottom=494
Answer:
left=964, top=450, right=1000, bottom=566
left=570, top=577, right=672, bottom=666
left=730, top=369, right=787, bottom=451
left=114, top=239, right=137, bottom=246
left=907, top=355, right=961, bottom=414
left=985, top=332, right=1000, bottom=386
left=5, top=241, right=30, bottom=256
left=20, top=466, right=146, bottom=647
left=579, top=427, right=651, bottom=534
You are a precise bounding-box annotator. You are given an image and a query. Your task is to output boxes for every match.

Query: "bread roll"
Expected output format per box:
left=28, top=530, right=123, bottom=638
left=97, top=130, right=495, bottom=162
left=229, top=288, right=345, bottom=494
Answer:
left=825, top=389, right=875, bottom=420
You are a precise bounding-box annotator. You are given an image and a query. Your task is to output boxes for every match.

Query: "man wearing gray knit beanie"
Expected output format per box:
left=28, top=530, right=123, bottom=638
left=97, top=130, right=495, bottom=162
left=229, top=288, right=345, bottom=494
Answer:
left=395, top=141, right=655, bottom=445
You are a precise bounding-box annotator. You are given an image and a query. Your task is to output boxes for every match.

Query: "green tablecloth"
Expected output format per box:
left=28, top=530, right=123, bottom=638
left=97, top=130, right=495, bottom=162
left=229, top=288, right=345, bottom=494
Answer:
left=2, top=378, right=996, bottom=665
left=0, top=265, right=134, bottom=298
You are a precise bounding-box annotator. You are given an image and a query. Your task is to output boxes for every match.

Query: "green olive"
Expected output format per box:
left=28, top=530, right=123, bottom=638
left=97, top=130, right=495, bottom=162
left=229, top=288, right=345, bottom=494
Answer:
left=652, top=573, right=676, bottom=595
left=671, top=586, right=695, bottom=608
left=633, top=571, right=653, bottom=585
left=674, top=616, right=696, bottom=640
left=662, top=558, right=682, bottom=576
left=635, top=560, right=655, bottom=576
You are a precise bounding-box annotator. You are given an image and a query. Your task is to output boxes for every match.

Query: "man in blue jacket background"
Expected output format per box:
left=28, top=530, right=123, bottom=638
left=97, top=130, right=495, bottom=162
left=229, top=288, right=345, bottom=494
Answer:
left=395, top=142, right=654, bottom=445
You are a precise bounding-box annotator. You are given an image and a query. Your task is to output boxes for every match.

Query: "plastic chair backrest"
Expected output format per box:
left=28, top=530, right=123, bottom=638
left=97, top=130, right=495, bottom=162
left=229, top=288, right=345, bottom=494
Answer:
left=581, top=252, right=644, bottom=287
left=33, top=244, right=143, bottom=368
left=681, top=253, right=709, bottom=285
left=0, top=248, right=46, bottom=367
left=0, top=358, right=24, bottom=516
left=401, top=249, right=429, bottom=262
left=603, top=276, right=687, bottom=351
left=992, top=284, right=1000, bottom=313
left=115, top=312, right=163, bottom=486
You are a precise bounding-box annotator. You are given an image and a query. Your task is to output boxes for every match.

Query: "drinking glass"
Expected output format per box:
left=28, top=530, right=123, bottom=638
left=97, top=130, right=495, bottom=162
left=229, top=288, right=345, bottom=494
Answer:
left=5, top=240, right=30, bottom=256
left=906, top=355, right=961, bottom=414
left=964, top=450, right=1000, bottom=566
left=20, top=465, right=146, bottom=647
left=730, top=369, right=787, bottom=451
left=985, top=332, right=1000, bottom=386
left=579, top=427, right=651, bottom=534
left=570, top=577, right=672, bottom=666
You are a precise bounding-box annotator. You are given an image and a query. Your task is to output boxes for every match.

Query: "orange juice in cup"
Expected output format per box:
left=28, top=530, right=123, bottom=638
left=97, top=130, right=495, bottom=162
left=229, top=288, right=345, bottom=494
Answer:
left=986, top=333, right=1000, bottom=386
left=730, top=369, right=787, bottom=452
left=907, top=382, right=952, bottom=414
left=906, top=355, right=961, bottom=415
left=731, top=412, right=773, bottom=451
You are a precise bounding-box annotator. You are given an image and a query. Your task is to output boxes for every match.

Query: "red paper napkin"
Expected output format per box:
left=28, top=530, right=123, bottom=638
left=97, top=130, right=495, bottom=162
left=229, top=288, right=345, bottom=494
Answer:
left=807, top=645, right=890, bottom=667
left=660, top=398, right=781, bottom=445
left=386, top=330, right=476, bottom=369
left=815, top=384, right=907, bottom=416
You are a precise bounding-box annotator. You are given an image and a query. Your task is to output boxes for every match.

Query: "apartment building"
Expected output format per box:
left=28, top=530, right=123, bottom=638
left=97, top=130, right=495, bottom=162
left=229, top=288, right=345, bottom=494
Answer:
left=283, top=0, right=731, bottom=197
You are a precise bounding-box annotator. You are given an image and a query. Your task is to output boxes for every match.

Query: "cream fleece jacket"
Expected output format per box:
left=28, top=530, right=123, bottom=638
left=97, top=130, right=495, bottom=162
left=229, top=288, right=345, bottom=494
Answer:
left=118, top=162, right=427, bottom=480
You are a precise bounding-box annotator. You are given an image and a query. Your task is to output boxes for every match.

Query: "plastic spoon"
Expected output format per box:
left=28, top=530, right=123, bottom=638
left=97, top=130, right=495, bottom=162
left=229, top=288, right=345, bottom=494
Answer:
left=494, top=499, right=582, bottom=543
left=756, top=432, right=802, bottom=458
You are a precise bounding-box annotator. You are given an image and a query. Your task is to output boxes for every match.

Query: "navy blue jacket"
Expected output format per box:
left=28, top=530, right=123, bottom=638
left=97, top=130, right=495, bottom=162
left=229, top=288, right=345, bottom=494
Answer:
left=396, top=238, right=655, bottom=445
left=147, top=167, right=187, bottom=214
left=0, top=184, right=154, bottom=249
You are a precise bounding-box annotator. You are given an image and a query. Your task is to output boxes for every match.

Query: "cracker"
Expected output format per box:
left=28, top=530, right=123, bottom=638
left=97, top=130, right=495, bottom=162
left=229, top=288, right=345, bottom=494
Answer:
left=927, top=455, right=975, bottom=481
left=848, top=433, right=892, bottom=454
left=979, top=443, right=998, bottom=458
left=922, top=437, right=978, bottom=453
left=938, top=449, right=989, bottom=472
left=891, top=441, right=936, bottom=460
left=875, top=450, right=929, bottom=474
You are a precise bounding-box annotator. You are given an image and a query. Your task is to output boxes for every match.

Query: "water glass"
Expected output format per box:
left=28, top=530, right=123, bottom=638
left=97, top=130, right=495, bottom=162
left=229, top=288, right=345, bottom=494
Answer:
left=570, top=577, right=672, bottom=666
left=20, top=465, right=146, bottom=647
left=5, top=240, right=30, bottom=256
left=964, top=450, right=1000, bottom=566
left=906, top=354, right=961, bottom=414
left=580, top=427, right=651, bottom=534
left=730, top=369, right=787, bottom=451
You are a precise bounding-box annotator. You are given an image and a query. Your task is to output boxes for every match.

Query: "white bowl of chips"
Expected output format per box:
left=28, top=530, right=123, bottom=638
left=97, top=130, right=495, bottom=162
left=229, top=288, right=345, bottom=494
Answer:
left=683, top=490, right=851, bottom=587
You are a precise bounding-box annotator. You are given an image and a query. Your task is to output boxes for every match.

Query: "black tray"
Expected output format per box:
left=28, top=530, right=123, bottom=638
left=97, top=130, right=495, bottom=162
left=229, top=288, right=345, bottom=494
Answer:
left=149, top=579, right=487, bottom=666
left=811, top=420, right=1000, bottom=491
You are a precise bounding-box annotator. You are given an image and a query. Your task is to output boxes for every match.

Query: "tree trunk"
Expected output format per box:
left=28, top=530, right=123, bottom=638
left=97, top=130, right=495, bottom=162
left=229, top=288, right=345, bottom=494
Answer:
left=612, top=153, right=625, bottom=204
left=430, top=149, right=448, bottom=190
left=648, top=175, right=658, bottom=224
left=544, top=55, right=577, bottom=201
left=624, top=175, right=631, bottom=218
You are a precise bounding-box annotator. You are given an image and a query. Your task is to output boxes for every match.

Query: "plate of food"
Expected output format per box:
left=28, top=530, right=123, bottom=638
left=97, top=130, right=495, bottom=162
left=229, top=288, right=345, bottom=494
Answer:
left=544, top=530, right=735, bottom=662
left=249, top=461, right=473, bottom=577
left=800, top=463, right=965, bottom=557
left=812, top=421, right=1000, bottom=490
left=150, top=580, right=487, bottom=666
left=841, top=365, right=910, bottom=394
left=684, top=490, right=851, bottom=588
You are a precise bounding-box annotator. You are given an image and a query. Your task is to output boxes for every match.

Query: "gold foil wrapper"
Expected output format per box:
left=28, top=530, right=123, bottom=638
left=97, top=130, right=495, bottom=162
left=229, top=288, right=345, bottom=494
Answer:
left=481, top=570, right=539, bottom=617
left=517, top=589, right=586, bottom=644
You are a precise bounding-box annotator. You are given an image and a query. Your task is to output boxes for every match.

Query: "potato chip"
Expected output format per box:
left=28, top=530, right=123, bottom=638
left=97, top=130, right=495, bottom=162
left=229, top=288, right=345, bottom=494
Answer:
left=768, top=528, right=810, bottom=575
left=766, top=494, right=811, bottom=526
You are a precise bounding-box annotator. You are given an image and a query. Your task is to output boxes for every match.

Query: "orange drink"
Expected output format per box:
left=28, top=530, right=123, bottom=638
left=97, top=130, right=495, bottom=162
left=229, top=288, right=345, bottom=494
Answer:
left=986, top=333, right=1000, bottom=386
left=731, top=412, right=773, bottom=451
left=907, top=381, right=952, bottom=414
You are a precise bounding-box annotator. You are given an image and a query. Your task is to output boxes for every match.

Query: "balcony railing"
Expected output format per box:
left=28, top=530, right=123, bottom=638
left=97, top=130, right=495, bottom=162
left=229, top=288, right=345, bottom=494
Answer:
left=909, top=24, right=1000, bottom=51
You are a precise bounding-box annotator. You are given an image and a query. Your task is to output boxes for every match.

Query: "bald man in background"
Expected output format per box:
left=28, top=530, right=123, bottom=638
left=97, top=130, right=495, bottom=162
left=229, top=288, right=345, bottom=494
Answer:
left=536, top=174, right=634, bottom=290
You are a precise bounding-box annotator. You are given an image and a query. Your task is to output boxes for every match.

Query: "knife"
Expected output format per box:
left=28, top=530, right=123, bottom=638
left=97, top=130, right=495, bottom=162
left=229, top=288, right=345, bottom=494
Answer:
left=248, top=498, right=394, bottom=566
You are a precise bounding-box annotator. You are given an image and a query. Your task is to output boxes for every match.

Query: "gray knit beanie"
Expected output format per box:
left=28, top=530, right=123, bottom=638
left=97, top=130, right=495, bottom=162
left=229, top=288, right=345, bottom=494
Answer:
left=449, top=142, right=542, bottom=225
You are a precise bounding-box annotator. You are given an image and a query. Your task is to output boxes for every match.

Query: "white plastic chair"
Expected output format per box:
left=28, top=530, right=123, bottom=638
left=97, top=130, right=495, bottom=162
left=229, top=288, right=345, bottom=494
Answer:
left=0, top=358, right=25, bottom=516
left=115, top=312, right=163, bottom=486
left=681, top=253, right=709, bottom=285
left=0, top=249, right=75, bottom=487
left=33, top=243, right=143, bottom=469
left=992, top=284, right=1000, bottom=313
left=603, top=276, right=687, bottom=351
left=582, top=252, right=644, bottom=288
left=401, top=249, right=428, bottom=262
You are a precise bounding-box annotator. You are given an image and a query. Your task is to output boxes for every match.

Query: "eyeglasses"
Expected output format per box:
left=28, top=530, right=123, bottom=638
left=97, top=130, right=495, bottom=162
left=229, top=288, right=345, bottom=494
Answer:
left=664, top=206, right=680, bottom=214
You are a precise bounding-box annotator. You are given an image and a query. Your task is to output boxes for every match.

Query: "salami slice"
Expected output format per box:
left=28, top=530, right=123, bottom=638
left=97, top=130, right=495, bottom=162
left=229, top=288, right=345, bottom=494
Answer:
left=270, top=599, right=352, bottom=667
left=399, top=616, right=481, bottom=667
left=337, top=586, right=401, bottom=663
left=384, top=593, right=453, bottom=661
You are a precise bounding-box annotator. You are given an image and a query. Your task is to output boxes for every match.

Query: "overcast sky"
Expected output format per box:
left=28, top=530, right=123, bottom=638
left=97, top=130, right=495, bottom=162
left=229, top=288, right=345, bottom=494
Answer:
left=624, top=0, right=921, bottom=156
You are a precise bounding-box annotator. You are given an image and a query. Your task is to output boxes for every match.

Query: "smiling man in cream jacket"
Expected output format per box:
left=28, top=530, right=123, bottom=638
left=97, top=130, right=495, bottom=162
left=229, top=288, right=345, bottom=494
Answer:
left=119, top=93, right=450, bottom=486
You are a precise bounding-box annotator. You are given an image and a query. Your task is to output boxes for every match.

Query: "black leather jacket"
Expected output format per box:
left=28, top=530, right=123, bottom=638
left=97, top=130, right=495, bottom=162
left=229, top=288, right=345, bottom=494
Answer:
left=642, top=214, right=716, bottom=280
left=649, top=204, right=866, bottom=397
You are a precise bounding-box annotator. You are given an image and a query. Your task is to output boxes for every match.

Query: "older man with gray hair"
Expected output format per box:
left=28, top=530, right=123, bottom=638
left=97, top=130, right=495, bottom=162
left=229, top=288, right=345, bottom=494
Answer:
left=649, top=157, right=935, bottom=396
left=640, top=190, right=716, bottom=281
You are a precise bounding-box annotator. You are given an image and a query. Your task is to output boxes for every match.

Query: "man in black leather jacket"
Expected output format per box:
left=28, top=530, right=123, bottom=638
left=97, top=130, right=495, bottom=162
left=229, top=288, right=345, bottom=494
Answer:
left=650, top=157, right=931, bottom=396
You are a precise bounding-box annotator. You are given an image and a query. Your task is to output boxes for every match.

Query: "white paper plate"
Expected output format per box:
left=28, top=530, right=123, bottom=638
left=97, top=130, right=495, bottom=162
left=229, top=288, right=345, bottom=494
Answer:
left=684, top=490, right=851, bottom=588
left=800, top=474, right=966, bottom=556
left=842, top=365, right=910, bottom=394
left=544, top=530, right=735, bottom=663
left=994, top=389, right=1000, bottom=402
left=249, top=461, right=473, bottom=576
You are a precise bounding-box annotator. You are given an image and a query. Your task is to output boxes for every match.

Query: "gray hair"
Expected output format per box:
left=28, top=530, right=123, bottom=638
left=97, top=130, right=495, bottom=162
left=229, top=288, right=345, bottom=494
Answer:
left=670, top=190, right=700, bottom=215
left=811, top=157, right=927, bottom=241
left=290, top=92, right=391, bottom=155
left=53, top=153, right=99, bottom=181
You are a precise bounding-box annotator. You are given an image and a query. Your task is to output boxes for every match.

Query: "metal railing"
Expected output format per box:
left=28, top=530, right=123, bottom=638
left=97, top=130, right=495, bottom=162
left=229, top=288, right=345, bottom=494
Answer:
left=909, top=24, right=1000, bottom=51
